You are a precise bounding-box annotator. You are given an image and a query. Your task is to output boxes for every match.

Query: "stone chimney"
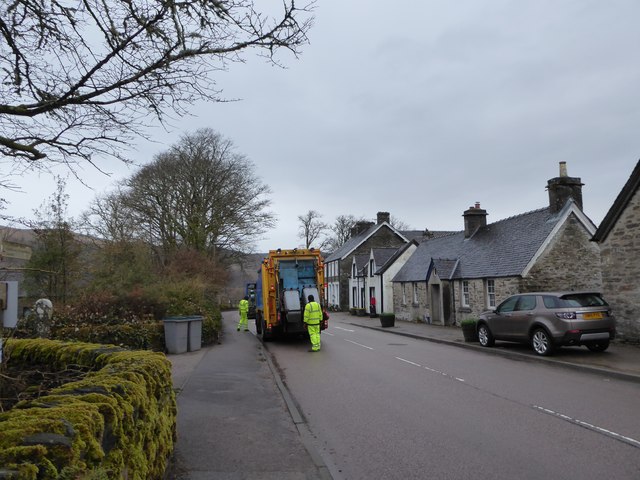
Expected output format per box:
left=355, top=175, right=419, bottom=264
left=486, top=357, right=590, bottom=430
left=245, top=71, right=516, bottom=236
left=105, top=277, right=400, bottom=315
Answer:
left=350, top=221, right=375, bottom=238
left=463, top=202, right=488, bottom=238
left=547, top=161, right=584, bottom=213
left=376, top=211, right=390, bottom=225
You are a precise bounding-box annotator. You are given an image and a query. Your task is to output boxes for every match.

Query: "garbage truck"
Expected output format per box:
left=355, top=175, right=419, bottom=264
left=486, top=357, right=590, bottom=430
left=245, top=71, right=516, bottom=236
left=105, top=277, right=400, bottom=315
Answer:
left=255, top=248, right=328, bottom=341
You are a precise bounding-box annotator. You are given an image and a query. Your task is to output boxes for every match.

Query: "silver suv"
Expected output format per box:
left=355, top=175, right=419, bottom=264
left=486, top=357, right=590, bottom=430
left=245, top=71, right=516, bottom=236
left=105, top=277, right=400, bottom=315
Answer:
left=477, top=292, right=616, bottom=356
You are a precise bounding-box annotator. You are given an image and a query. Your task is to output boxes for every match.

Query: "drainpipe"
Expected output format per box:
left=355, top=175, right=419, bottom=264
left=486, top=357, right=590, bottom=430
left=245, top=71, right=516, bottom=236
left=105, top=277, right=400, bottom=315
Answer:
left=451, top=280, right=457, bottom=326
left=380, top=273, right=384, bottom=313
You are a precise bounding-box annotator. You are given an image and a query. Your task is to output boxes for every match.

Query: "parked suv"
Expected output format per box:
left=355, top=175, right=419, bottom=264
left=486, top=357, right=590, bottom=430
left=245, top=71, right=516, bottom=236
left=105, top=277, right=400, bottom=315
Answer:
left=477, top=292, right=615, bottom=356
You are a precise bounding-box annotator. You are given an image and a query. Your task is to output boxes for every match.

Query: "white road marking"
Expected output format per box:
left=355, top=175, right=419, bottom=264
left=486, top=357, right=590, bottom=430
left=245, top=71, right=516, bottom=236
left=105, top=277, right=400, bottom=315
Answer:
left=394, top=357, right=466, bottom=383
left=533, top=405, right=640, bottom=449
left=334, top=326, right=355, bottom=332
left=395, top=357, right=421, bottom=367
left=345, top=339, right=374, bottom=350
left=323, top=332, right=335, bottom=336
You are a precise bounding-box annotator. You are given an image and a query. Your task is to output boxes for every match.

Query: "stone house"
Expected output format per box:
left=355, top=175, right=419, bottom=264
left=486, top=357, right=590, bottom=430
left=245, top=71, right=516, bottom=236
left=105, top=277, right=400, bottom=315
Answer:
left=592, top=159, right=640, bottom=343
left=391, top=163, right=602, bottom=325
left=324, top=212, right=409, bottom=311
left=348, top=242, right=419, bottom=314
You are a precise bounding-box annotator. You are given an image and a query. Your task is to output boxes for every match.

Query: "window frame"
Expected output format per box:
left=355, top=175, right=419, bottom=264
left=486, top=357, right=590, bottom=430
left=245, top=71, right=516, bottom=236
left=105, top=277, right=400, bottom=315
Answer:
left=462, top=280, right=470, bottom=307
left=487, top=279, right=496, bottom=308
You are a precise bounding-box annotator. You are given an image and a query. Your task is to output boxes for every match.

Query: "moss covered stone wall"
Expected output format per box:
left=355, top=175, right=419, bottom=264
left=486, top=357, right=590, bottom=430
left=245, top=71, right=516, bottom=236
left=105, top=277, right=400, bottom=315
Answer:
left=0, top=339, right=176, bottom=479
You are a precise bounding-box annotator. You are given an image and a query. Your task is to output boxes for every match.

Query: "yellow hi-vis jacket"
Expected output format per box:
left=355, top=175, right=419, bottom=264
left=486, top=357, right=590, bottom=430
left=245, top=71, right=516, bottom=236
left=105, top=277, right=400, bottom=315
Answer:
left=304, top=301, right=322, bottom=325
left=239, top=299, right=249, bottom=314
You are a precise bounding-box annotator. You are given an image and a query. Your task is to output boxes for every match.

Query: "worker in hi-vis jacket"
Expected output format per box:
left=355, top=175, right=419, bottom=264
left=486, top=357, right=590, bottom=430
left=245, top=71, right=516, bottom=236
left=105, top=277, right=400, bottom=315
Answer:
left=237, top=296, right=249, bottom=331
left=303, top=294, right=322, bottom=352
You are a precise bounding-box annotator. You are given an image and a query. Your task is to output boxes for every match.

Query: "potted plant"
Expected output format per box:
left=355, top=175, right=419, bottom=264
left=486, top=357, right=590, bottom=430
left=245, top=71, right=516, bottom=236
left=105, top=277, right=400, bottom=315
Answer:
left=460, top=318, right=478, bottom=342
left=355, top=308, right=367, bottom=317
left=379, top=312, right=395, bottom=328
left=349, top=308, right=357, bottom=315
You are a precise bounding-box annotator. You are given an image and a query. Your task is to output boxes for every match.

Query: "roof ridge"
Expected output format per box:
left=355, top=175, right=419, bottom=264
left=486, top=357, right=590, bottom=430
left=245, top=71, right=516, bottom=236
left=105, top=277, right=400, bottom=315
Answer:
left=488, top=206, right=549, bottom=226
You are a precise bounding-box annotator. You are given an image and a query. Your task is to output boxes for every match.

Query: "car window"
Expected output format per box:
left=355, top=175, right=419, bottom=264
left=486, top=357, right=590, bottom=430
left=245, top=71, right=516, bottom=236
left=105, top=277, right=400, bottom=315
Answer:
left=497, top=296, right=519, bottom=313
left=543, top=295, right=562, bottom=308
left=558, top=293, right=608, bottom=308
left=516, top=295, right=536, bottom=311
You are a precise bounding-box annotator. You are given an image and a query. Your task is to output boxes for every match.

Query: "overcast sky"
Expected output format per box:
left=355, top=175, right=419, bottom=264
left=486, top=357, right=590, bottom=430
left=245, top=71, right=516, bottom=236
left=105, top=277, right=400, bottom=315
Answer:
left=3, top=1, right=640, bottom=253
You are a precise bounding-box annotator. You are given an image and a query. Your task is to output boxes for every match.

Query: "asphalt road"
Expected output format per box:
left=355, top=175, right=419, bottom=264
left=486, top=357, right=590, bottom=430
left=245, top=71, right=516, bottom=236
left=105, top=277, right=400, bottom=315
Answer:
left=266, top=316, right=640, bottom=480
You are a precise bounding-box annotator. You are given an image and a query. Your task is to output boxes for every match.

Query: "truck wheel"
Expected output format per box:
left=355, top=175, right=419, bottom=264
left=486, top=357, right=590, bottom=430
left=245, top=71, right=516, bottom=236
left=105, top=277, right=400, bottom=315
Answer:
left=261, top=317, right=272, bottom=342
left=255, top=312, right=263, bottom=334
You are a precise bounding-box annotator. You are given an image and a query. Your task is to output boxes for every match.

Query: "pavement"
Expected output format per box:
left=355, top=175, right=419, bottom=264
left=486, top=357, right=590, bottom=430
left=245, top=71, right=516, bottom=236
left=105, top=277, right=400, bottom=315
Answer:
left=165, top=312, right=640, bottom=479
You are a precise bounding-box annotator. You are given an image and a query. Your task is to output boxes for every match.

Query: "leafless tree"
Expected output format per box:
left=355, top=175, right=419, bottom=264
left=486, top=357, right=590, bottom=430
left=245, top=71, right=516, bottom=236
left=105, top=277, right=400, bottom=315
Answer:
left=389, top=215, right=411, bottom=231
left=297, top=210, right=329, bottom=250
left=0, top=0, right=314, bottom=167
left=324, top=214, right=365, bottom=252
left=86, top=128, right=275, bottom=261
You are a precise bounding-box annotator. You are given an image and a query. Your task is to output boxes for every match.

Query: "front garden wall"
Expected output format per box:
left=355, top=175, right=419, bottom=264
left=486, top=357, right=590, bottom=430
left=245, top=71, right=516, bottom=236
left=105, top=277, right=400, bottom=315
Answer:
left=0, top=339, right=176, bottom=479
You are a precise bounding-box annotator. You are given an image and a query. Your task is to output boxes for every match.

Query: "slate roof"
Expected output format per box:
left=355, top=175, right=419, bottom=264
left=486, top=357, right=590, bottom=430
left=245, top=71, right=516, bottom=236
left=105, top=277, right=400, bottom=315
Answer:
left=429, top=258, right=459, bottom=280
left=371, top=247, right=399, bottom=274
left=353, top=253, right=369, bottom=276
left=592, top=159, right=640, bottom=242
left=393, top=204, right=586, bottom=282
left=401, top=230, right=458, bottom=243
left=377, top=240, right=419, bottom=274
left=324, top=223, right=407, bottom=262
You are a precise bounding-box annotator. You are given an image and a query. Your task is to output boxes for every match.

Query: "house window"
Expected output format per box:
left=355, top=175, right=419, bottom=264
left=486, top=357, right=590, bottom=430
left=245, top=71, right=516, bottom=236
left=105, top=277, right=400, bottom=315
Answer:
left=352, top=262, right=356, bottom=278
left=412, top=282, right=419, bottom=304
left=369, top=259, right=374, bottom=277
left=352, top=287, right=357, bottom=307
left=402, top=283, right=407, bottom=305
left=462, top=280, right=470, bottom=307
left=487, top=279, right=496, bottom=308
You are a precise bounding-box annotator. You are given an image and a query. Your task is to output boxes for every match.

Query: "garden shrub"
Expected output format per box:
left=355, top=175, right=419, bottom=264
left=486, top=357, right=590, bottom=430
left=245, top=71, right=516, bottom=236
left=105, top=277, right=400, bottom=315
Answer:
left=14, top=286, right=221, bottom=350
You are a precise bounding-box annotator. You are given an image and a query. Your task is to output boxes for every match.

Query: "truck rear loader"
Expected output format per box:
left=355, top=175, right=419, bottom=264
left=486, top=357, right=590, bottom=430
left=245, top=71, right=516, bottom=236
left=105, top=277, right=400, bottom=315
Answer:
left=255, top=248, right=328, bottom=341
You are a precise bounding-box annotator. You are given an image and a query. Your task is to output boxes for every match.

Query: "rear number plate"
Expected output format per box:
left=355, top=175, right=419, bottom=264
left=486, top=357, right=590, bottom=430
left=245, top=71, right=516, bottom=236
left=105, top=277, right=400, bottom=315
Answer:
left=583, top=312, right=604, bottom=320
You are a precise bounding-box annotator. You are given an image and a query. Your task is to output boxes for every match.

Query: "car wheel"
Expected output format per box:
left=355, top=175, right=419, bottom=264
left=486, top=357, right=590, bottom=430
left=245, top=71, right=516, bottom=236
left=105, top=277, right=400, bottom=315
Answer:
left=531, top=328, right=555, bottom=356
left=478, top=324, right=495, bottom=347
left=586, top=340, right=609, bottom=352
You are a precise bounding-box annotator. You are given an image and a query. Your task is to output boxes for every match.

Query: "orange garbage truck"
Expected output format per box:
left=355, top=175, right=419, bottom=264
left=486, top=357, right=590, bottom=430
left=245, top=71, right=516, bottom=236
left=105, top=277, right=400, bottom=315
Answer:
left=255, top=248, right=328, bottom=341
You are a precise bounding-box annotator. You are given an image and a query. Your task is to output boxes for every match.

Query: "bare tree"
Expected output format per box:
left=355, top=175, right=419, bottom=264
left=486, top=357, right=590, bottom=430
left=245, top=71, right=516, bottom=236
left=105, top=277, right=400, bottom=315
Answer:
left=324, top=214, right=366, bottom=252
left=389, top=215, right=411, bottom=231
left=297, top=210, right=329, bottom=249
left=86, top=128, right=276, bottom=261
left=81, top=188, right=139, bottom=243
left=0, top=0, right=314, bottom=167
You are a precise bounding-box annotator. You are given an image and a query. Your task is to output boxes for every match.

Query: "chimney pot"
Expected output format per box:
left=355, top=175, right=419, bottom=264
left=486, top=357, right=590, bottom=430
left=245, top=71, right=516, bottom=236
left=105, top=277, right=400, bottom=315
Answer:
left=559, top=161, right=568, bottom=177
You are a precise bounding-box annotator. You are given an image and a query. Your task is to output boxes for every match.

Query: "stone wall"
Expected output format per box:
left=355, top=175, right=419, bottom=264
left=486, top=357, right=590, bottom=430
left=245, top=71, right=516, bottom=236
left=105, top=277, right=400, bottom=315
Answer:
left=599, top=189, right=640, bottom=342
left=522, top=214, right=602, bottom=292
left=451, top=277, right=520, bottom=322
left=392, top=282, right=428, bottom=322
